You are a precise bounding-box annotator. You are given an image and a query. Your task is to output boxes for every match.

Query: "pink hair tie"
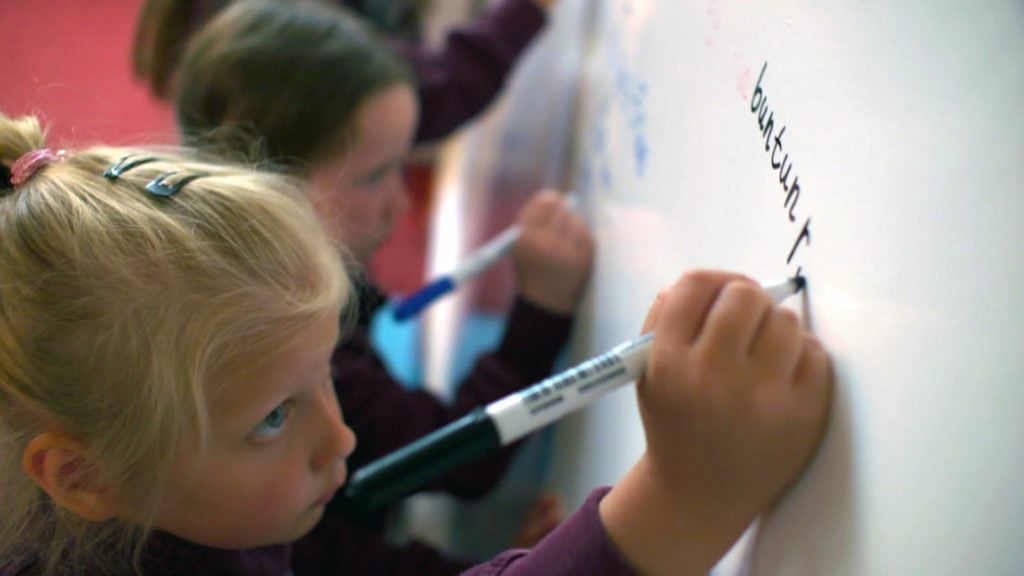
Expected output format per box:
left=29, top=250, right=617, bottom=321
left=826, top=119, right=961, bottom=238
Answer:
left=10, top=148, right=68, bottom=187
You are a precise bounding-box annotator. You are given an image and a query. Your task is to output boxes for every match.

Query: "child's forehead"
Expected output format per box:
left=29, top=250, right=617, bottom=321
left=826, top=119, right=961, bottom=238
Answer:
left=211, top=317, right=340, bottom=422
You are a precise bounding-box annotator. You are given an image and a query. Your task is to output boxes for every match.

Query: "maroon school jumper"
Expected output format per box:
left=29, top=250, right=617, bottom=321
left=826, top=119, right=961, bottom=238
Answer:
left=394, top=0, right=547, bottom=143
left=0, top=488, right=636, bottom=576
left=185, top=0, right=548, bottom=143
left=292, top=283, right=575, bottom=574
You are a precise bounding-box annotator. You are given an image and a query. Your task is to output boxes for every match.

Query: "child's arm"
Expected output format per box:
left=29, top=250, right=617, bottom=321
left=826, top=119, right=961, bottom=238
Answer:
left=333, top=190, right=590, bottom=497
left=397, top=0, right=550, bottom=143
left=599, top=270, right=832, bottom=575
left=459, top=270, right=831, bottom=576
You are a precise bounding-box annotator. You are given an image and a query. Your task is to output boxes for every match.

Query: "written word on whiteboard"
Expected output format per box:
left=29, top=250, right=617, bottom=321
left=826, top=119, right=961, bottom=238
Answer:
left=750, top=61, right=812, bottom=269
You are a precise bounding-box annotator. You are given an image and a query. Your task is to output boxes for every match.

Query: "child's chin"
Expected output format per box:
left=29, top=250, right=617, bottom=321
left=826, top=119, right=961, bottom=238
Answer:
left=297, top=507, right=327, bottom=536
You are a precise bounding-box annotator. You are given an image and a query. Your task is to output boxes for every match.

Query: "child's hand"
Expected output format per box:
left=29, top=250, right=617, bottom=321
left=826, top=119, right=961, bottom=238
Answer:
left=640, top=270, right=831, bottom=520
left=600, top=270, right=833, bottom=576
left=511, top=493, right=563, bottom=548
left=512, top=189, right=593, bottom=315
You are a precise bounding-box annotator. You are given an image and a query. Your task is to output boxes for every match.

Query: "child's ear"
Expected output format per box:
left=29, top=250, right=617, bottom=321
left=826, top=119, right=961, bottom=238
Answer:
left=22, top=432, right=118, bottom=522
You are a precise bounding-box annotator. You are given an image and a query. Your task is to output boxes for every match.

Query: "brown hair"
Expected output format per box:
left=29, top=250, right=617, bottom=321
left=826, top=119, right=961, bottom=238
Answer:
left=133, top=0, right=232, bottom=98
left=132, top=0, right=427, bottom=99
left=173, top=0, right=412, bottom=173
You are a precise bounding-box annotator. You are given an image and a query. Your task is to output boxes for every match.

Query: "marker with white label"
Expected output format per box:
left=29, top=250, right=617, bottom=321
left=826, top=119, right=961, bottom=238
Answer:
left=392, top=194, right=578, bottom=321
left=345, top=276, right=805, bottom=511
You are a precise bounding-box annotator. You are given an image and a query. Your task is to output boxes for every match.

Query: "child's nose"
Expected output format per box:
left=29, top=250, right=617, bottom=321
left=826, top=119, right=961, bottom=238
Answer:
left=312, top=390, right=357, bottom=472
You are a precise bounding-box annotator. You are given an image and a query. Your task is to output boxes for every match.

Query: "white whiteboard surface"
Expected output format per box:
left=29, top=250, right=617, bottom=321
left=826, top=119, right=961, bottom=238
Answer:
left=541, top=1, right=1024, bottom=574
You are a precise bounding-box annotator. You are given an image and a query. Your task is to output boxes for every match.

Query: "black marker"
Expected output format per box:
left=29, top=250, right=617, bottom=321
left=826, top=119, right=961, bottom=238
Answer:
left=344, top=277, right=805, bottom=511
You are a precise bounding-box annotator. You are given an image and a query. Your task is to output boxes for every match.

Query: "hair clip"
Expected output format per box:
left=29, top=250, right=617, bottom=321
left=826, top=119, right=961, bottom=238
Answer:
left=104, top=155, right=158, bottom=180
left=145, top=171, right=207, bottom=197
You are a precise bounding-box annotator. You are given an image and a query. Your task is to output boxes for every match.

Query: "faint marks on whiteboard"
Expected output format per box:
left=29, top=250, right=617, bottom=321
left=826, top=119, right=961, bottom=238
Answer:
left=736, top=65, right=755, bottom=101
left=577, top=95, right=614, bottom=196
left=700, top=0, right=761, bottom=103
left=578, top=6, right=651, bottom=198
left=749, top=61, right=813, bottom=270
left=608, top=0, right=650, bottom=181
left=705, top=0, right=723, bottom=48
left=619, top=79, right=649, bottom=179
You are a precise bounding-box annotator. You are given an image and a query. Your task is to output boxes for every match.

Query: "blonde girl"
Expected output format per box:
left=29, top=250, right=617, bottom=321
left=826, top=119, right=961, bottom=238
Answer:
left=0, top=112, right=352, bottom=574
left=0, top=112, right=833, bottom=576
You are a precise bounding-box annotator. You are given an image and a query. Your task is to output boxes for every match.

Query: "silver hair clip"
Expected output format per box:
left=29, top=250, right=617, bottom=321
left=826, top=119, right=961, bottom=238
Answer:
left=104, top=155, right=159, bottom=180
left=145, top=171, right=208, bottom=197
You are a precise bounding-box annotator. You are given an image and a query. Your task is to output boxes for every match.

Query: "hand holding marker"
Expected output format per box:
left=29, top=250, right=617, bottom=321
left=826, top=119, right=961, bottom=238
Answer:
left=347, top=276, right=806, bottom=511
left=392, top=194, right=578, bottom=321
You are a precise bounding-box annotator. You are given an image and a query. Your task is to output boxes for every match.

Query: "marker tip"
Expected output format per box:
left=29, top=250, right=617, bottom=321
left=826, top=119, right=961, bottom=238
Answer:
left=792, top=274, right=806, bottom=292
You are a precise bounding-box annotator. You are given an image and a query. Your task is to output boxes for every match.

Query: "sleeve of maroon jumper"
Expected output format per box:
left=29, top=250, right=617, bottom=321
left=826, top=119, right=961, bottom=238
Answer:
left=459, top=487, right=638, bottom=576
left=395, top=0, right=548, bottom=143
left=293, top=512, right=473, bottom=576
left=334, top=297, right=573, bottom=498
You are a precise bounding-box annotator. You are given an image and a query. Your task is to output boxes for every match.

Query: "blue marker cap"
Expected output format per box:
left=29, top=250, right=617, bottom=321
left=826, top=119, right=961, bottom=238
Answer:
left=392, top=277, right=456, bottom=321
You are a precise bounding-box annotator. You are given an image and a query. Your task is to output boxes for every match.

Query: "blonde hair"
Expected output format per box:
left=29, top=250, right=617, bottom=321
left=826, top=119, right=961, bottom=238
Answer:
left=0, top=113, right=351, bottom=574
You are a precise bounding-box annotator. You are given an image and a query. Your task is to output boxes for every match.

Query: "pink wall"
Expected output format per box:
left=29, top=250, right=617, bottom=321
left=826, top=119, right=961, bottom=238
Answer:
left=1, top=0, right=175, bottom=146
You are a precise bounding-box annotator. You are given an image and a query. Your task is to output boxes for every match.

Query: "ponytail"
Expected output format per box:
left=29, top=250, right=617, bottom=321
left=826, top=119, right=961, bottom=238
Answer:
left=0, top=115, right=47, bottom=192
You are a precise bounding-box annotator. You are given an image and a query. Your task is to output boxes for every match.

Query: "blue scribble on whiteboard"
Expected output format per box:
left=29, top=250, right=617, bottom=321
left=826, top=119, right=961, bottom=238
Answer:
left=577, top=5, right=649, bottom=197
left=580, top=92, right=613, bottom=196
left=633, top=135, right=648, bottom=177
left=606, top=24, right=649, bottom=180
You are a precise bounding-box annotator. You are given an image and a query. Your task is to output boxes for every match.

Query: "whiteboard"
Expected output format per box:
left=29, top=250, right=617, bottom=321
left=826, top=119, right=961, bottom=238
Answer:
left=540, top=1, right=1024, bottom=574
left=415, top=0, right=593, bottom=559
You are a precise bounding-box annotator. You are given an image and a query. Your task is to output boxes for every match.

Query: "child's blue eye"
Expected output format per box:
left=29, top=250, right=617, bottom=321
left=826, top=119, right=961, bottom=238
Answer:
left=252, top=403, right=292, bottom=439
left=359, top=162, right=403, bottom=189
left=360, top=170, right=387, bottom=188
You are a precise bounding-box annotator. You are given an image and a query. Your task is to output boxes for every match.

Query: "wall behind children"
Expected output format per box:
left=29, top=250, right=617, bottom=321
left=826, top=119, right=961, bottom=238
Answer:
left=520, top=1, right=1024, bottom=574
left=0, top=0, right=174, bottom=145
left=430, top=0, right=1024, bottom=573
